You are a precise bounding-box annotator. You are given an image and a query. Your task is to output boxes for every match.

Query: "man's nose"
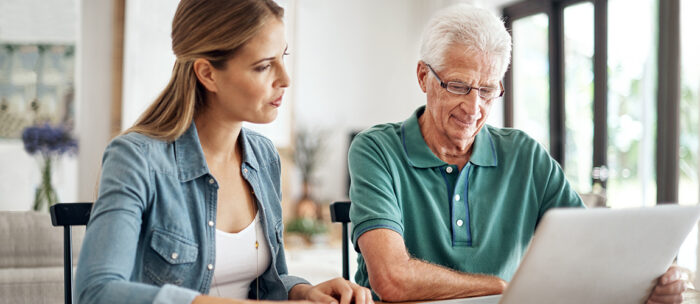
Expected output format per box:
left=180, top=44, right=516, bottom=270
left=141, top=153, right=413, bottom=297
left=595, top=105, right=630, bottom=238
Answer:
left=459, top=91, right=481, bottom=115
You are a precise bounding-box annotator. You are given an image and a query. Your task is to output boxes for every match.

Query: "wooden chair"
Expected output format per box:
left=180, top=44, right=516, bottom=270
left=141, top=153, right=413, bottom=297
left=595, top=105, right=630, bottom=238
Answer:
left=329, top=201, right=351, bottom=280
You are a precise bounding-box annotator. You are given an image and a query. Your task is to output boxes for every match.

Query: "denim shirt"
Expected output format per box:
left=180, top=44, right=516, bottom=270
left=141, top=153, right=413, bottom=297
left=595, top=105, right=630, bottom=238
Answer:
left=75, top=123, right=309, bottom=304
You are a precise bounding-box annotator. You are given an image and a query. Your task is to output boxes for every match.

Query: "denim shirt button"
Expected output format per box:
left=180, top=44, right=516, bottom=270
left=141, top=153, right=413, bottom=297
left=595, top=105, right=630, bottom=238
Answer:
left=208, top=178, right=215, bottom=185
left=208, top=220, right=214, bottom=227
left=243, top=168, right=248, bottom=174
left=207, top=264, right=214, bottom=270
left=171, top=252, right=178, bottom=259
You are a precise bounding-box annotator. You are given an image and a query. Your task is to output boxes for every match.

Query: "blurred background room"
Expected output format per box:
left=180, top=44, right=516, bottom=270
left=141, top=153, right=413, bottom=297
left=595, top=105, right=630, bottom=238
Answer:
left=0, top=0, right=698, bottom=302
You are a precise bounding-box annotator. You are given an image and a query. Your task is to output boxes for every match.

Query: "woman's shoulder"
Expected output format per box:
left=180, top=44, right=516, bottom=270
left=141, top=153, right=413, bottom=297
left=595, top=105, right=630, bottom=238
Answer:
left=103, top=131, right=175, bottom=165
left=108, top=132, right=170, bottom=152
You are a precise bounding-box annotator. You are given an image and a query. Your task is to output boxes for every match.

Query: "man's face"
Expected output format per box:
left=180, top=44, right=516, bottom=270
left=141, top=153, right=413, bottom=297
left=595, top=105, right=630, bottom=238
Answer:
left=418, top=45, right=503, bottom=146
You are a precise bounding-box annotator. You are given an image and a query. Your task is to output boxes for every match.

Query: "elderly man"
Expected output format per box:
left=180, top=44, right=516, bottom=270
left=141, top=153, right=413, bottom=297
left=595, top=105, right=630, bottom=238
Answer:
left=348, top=4, right=686, bottom=304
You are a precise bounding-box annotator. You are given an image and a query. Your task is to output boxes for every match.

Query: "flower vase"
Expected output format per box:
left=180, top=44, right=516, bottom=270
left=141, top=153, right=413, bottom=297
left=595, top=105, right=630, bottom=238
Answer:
left=33, top=156, right=59, bottom=211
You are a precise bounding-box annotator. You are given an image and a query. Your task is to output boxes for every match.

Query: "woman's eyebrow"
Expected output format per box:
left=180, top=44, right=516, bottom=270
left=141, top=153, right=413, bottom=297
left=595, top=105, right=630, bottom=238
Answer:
left=251, top=45, right=289, bottom=66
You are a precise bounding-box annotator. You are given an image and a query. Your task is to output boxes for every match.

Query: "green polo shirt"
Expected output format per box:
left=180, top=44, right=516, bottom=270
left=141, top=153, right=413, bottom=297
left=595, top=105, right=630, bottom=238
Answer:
left=348, top=106, right=583, bottom=294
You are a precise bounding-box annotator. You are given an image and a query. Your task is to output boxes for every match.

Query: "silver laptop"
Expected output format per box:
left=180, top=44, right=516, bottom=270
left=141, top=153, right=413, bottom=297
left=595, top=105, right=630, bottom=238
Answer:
left=426, top=205, right=700, bottom=304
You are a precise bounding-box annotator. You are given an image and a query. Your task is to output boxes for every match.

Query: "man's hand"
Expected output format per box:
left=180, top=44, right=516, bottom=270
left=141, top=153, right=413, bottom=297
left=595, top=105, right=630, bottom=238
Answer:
left=647, top=266, right=690, bottom=304
left=290, top=278, right=373, bottom=304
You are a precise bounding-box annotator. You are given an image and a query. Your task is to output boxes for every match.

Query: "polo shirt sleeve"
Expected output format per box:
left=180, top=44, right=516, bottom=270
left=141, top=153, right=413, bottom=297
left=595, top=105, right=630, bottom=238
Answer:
left=348, top=132, right=404, bottom=252
left=531, top=141, right=585, bottom=219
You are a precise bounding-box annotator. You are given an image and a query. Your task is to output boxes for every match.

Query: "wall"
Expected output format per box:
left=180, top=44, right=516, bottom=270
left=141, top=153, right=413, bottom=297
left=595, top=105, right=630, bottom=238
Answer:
left=291, top=0, right=506, bottom=203
left=76, top=0, right=114, bottom=202
left=0, top=0, right=114, bottom=210
left=0, top=0, right=80, bottom=210
left=0, top=0, right=512, bottom=210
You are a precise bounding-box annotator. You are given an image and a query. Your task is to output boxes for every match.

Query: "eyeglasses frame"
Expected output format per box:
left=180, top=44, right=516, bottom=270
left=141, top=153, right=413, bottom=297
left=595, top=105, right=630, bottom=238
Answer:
left=425, top=63, right=505, bottom=101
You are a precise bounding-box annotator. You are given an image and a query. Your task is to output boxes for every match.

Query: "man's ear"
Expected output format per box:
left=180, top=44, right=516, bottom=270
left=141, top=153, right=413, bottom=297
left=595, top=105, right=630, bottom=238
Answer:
left=193, top=58, right=218, bottom=93
left=417, top=61, right=428, bottom=93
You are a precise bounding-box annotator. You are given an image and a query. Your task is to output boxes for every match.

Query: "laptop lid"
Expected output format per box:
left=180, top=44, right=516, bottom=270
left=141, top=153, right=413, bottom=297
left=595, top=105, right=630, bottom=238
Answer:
left=500, top=205, right=700, bottom=304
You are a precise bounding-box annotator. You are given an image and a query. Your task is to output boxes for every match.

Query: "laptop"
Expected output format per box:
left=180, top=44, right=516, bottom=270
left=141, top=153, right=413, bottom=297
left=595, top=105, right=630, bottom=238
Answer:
left=426, top=205, right=700, bottom=304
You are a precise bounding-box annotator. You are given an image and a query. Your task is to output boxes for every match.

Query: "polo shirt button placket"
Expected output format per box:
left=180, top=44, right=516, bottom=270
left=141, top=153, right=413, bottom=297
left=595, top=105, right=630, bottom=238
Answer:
left=446, top=166, right=453, bottom=174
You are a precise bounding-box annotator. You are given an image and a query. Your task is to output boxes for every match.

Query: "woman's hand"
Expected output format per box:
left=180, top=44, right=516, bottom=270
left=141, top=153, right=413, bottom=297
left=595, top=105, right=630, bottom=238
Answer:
left=290, top=278, right=374, bottom=304
left=193, top=294, right=313, bottom=304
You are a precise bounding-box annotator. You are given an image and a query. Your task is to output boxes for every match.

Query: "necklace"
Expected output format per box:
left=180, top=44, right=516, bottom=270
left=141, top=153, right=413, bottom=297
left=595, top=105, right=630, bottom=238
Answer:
left=211, top=209, right=261, bottom=301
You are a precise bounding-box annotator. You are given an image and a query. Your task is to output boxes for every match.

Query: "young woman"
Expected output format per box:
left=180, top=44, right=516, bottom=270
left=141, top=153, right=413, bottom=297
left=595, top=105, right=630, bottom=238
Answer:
left=75, top=1, right=372, bottom=303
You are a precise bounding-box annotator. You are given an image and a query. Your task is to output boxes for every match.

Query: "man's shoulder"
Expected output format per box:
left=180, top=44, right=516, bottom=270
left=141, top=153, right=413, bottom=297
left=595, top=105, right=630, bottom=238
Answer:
left=352, top=122, right=402, bottom=145
left=485, top=125, right=544, bottom=151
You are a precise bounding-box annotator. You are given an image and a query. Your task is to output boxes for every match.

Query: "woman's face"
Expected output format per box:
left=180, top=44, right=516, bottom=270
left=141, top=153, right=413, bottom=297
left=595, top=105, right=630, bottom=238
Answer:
left=203, top=18, right=289, bottom=124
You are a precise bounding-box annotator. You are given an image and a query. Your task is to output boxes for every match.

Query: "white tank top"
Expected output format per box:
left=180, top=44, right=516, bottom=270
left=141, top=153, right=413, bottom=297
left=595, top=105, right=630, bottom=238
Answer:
left=208, top=212, right=271, bottom=299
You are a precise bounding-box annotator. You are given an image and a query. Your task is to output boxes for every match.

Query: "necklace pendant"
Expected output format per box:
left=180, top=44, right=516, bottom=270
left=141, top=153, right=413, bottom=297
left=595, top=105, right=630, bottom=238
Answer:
left=255, top=241, right=259, bottom=249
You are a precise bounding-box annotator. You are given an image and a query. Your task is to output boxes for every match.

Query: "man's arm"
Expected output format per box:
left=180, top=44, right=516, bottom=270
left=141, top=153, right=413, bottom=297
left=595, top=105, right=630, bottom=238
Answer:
left=358, top=229, right=506, bottom=302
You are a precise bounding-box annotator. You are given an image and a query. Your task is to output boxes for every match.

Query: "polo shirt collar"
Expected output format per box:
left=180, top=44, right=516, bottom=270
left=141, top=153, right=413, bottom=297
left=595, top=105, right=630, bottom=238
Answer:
left=175, top=122, right=261, bottom=182
left=470, top=125, right=498, bottom=167
left=400, top=106, right=498, bottom=168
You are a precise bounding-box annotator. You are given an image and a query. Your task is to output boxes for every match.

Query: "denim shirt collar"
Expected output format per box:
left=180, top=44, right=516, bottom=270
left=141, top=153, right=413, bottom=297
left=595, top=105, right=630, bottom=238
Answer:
left=175, top=122, right=261, bottom=182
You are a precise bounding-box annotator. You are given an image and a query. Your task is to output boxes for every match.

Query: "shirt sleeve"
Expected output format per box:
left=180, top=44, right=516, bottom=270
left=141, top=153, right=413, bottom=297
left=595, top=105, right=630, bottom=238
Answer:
left=270, top=149, right=312, bottom=295
left=348, top=132, right=405, bottom=252
left=75, top=136, right=200, bottom=304
left=531, top=141, right=586, bottom=220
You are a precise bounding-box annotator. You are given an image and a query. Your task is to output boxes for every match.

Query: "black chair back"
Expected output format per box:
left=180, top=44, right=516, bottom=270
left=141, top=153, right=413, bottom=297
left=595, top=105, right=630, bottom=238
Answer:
left=50, top=202, right=93, bottom=304
left=329, top=201, right=351, bottom=280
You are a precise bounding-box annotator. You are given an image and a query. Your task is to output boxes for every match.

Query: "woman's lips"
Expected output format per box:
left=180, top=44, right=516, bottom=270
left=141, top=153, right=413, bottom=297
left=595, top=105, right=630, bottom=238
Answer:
left=270, top=95, right=283, bottom=107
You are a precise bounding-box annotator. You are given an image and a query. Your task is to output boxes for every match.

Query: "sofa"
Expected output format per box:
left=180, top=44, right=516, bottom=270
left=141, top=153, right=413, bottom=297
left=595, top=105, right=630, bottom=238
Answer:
left=0, top=210, right=84, bottom=304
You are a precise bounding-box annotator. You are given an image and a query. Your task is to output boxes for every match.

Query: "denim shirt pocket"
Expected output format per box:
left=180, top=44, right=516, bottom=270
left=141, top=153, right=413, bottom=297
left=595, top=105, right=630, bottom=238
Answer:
left=144, top=229, right=199, bottom=286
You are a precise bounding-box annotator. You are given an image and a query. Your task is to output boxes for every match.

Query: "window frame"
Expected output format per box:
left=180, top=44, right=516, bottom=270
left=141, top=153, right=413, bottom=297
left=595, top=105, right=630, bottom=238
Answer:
left=502, top=0, right=681, bottom=204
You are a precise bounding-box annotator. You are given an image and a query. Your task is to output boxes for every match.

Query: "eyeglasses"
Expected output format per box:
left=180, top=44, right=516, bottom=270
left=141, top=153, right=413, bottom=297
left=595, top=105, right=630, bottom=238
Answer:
left=426, top=63, right=504, bottom=101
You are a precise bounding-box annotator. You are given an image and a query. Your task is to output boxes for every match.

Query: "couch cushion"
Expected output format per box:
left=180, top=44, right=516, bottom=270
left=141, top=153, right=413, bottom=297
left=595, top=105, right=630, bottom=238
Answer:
left=0, top=211, right=84, bottom=268
left=0, top=267, right=63, bottom=304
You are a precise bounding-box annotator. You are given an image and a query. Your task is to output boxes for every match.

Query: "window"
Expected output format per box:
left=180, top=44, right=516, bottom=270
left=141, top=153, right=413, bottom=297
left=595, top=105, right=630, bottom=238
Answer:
left=512, top=14, right=550, bottom=149
left=677, top=0, right=700, bottom=276
left=679, top=0, right=700, bottom=207
left=605, top=0, right=657, bottom=207
left=563, top=2, right=594, bottom=193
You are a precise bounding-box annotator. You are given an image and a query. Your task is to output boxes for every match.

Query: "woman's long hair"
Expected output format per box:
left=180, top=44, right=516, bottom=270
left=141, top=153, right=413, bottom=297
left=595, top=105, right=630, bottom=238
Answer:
left=125, top=0, right=284, bottom=141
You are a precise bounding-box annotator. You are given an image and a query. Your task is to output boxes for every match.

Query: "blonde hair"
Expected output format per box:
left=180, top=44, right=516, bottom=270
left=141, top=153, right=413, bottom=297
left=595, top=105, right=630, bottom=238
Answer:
left=126, top=0, right=284, bottom=141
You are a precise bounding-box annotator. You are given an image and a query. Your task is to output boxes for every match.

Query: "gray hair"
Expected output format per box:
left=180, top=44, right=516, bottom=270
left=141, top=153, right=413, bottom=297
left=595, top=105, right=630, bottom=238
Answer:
left=419, top=3, right=512, bottom=77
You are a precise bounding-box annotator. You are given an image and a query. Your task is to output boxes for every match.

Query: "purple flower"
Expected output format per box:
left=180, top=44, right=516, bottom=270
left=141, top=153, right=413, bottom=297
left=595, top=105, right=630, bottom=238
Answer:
left=21, top=124, right=78, bottom=157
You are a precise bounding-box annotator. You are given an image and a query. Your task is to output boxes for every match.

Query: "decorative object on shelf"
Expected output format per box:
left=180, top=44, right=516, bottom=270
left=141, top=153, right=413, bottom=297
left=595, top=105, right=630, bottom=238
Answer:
left=287, top=127, right=328, bottom=245
left=21, top=124, right=78, bottom=211
left=293, top=127, right=326, bottom=195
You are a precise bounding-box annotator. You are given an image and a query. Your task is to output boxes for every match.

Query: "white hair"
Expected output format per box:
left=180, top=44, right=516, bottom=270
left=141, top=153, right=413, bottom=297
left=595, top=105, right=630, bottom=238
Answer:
left=419, top=3, right=512, bottom=77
